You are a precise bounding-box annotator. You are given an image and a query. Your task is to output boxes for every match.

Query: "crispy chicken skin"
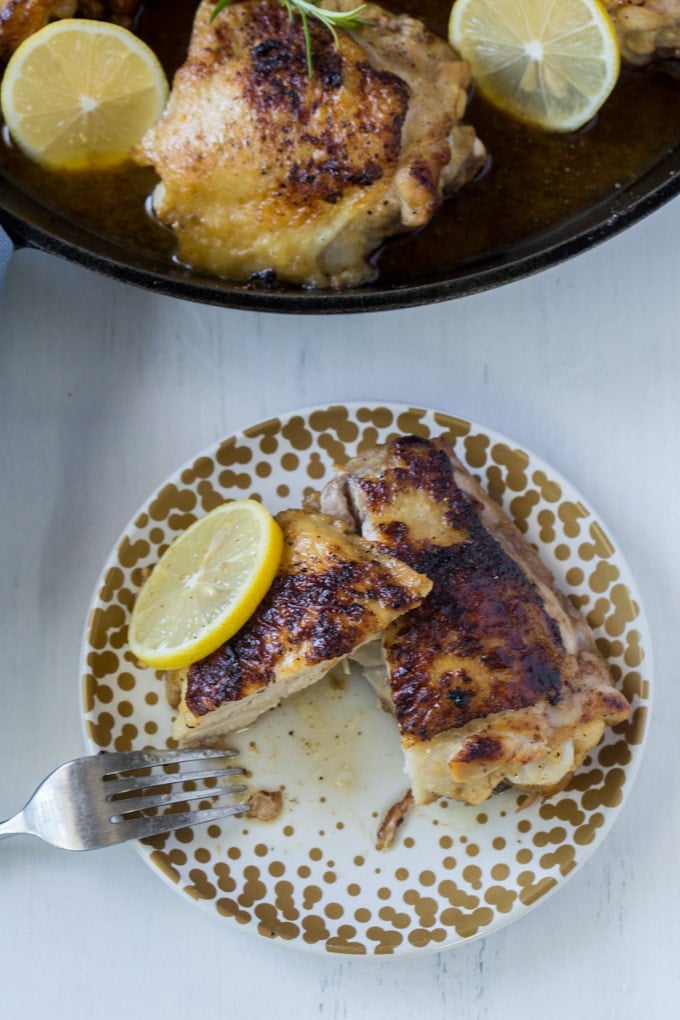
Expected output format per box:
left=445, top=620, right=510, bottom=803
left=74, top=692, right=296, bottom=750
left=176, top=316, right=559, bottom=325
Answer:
left=133, top=0, right=485, bottom=289
left=173, top=508, right=431, bottom=746
left=321, top=435, right=630, bottom=806
left=608, top=0, right=680, bottom=65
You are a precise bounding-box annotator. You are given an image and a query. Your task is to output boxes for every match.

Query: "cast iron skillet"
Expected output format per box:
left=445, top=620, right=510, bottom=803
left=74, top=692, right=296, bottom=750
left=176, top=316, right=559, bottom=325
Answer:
left=1, top=84, right=678, bottom=314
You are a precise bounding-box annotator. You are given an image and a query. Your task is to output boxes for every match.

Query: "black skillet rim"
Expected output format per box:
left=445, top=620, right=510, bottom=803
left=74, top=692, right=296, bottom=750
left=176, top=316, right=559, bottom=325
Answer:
left=1, top=138, right=678, bottom=314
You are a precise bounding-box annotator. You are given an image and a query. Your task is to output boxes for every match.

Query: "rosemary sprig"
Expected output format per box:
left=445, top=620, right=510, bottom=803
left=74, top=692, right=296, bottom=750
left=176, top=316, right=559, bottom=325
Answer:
left=210, top=0, right=367, bottom=76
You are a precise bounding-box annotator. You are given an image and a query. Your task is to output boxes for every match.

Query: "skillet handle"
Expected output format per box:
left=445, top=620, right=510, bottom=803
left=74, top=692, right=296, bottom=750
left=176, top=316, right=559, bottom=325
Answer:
left=0, top=208, right=29, bottom=250
left=0, top=223, right=14, bottom=294
left=0, top=203, right=38, bottom=292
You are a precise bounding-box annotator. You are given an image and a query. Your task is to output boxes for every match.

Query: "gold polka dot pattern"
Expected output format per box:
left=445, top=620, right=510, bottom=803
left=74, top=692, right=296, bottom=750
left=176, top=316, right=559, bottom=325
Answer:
left=80, top=404, right=651, bottom=957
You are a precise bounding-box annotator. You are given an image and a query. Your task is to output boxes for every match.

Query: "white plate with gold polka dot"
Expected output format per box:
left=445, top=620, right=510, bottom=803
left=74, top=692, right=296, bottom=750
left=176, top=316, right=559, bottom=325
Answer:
left=80, top=403, right=650, bottom=956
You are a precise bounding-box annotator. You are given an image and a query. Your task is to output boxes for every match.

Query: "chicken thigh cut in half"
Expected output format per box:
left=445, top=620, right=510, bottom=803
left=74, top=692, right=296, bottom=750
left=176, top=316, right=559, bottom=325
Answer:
left=133, top=0, right=486, bottom=289
left=172, top=508, right=431, bottom=746
left=321, top=435, right=631, bottom=807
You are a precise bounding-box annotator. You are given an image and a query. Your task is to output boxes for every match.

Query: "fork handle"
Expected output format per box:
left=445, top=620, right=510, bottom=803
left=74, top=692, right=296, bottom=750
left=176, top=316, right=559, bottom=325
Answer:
left=0, top=811, right=30, bottom=840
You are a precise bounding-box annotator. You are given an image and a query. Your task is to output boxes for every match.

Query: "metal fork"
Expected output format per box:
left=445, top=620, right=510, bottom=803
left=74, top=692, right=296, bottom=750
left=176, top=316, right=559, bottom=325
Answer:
left=0, top=747, right=249, bottom=850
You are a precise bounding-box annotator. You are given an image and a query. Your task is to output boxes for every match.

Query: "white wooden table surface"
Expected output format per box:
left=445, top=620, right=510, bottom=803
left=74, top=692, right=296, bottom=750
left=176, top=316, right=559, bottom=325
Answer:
left=1, top=199, right=679, bottom=1019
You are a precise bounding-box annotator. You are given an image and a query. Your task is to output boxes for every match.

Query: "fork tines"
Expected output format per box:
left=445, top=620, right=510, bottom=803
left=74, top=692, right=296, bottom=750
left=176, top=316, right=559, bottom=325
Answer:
left=100, top=747, right=249, bottom=834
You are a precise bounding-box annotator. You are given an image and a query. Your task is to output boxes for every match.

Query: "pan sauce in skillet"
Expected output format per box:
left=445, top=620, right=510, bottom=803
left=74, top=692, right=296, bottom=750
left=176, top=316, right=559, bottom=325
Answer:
left=1, top=0, right=679, bottom=289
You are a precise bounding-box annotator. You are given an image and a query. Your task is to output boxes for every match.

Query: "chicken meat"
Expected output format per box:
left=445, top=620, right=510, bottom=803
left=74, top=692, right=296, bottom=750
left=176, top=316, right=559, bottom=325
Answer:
left=133, top=0, right=485, bottom=289
left=173, top=508, right=431, bottom=746
left=608, top=0, right=680, bottom=64
left=321, top=435, right=631, bottom=806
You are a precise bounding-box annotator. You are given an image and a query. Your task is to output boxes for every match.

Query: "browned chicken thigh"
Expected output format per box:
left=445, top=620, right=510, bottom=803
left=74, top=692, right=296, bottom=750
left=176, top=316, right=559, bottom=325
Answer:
left=133, top=0, right=485, bottom=289
left=321, top=436, right=630, bottom=806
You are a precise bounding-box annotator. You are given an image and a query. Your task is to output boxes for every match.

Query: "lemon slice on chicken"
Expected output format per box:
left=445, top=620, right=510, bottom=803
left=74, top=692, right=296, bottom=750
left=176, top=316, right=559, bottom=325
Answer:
left=128, top=500, right=284, bottom=670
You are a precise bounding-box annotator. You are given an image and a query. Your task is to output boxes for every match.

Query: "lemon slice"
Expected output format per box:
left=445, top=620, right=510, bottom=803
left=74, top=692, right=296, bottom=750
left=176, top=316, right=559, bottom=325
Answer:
left=449, top=0, right=621, bottom=132
left=128, top=500, right=284, bottom=670
left=0, top=19, right=168, bottom=170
